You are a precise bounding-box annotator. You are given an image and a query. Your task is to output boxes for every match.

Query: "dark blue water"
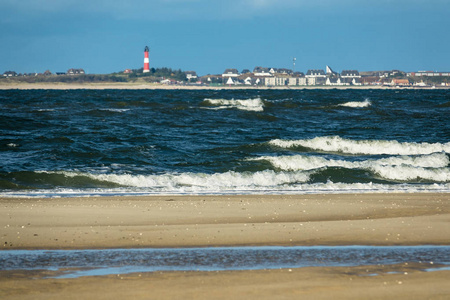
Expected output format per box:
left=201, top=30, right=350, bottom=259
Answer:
left=1, top=246, right=449, bottom=278
left=1, top=89, right=449, bottom=196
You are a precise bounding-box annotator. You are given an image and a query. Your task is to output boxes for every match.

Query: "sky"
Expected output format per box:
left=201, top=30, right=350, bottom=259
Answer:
left=1, top=0, right=449, bottom=76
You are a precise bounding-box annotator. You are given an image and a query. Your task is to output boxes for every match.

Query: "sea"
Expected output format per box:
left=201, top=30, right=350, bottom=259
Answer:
left=1, top=88, right=449, bottom=198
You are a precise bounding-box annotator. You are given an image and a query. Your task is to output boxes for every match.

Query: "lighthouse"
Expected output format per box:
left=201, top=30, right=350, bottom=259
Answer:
left=143, top=46, right=150, bottom=73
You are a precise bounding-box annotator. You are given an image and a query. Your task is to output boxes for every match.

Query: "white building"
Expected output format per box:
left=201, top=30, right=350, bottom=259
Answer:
left=253, top=67, right=273, bottom=77
left=288, top=78, right=297, bottom=86
left=185, top=71, right=198, bottom=80
left=306, top=69, right=326, bottom=78
left=326, top=77, right=361, bottom=86
left=288, top=77, right=307, bottom=86
left=222, top=69, right=239, bottom=78
left=67, top=68, right=85, bottom=75
left=265, top=77, right=288, bottom=86
left=326, top=66, right=338, bottom=76
left=409, top=71, right=450, bottom=77
left=226, top=77, right=236, bottom=85
left=326, top=78, right=348, bottom=86
left=341, top=70, right=361, bottom=78
left=307, top=77, right=326, bottom=85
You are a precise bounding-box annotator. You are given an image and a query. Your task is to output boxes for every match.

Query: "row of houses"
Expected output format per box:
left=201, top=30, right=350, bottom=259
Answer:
left=66, top=68, right=85, bottom=75
left=197, top=66, right=450, bottom=87
left=408, top=71, right=450, bottom=77
left=205, top=66, right=363, bottom=86
left=2, top=69, right=85, bottom=77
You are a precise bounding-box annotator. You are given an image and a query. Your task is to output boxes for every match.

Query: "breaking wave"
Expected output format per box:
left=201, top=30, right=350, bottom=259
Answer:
left=202, top=98, right=265, bottom=112
left=252, top=153, right=450, bottom=182
left=2, top=179, right=448, bottom=198
left=49, top=169, right=312, bottom=192
left=269, top=136, right=450, bottom=155
left=99, top=108, right=130, bottom=113
left=338, top=99, right=371, bottom=108
left=2, top=89, right=450, bottom=198
left=254, top=153, right=449, bottom=171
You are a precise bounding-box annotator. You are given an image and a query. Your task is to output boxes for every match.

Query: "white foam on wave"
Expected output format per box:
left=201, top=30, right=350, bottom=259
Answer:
left=3, top=181, right=449, bottom=198
left=100, top=108, right=130, bottom=112
left=338, top=99, right=371, bottom=108
left=255, top=152, right=449, bottom=170
left=253, top=152, right=450, bottom=182
left=60, top=169, right=312, bottom=191
left=269, top=136, right=450, bottom=155
left=203, top=98, right=264, bottom=112
left=370, top=165, right=450, bottom=182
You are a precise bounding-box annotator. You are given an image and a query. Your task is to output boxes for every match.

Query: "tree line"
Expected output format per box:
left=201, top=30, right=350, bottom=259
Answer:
left=1, top=67, right=189, bottom=84
left=127, top=67, right=187, bottom=81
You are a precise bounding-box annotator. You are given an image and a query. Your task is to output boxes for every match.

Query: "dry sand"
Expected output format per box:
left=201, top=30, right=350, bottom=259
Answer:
left=1, top=193, right=449, bottom=299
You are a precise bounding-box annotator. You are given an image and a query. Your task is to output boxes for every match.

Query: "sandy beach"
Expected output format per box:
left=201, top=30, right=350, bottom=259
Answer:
left=1, top=193, right=449, bottom=299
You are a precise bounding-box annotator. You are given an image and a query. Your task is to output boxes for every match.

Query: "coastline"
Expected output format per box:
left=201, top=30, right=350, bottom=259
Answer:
left=1, top=193, right=449, bottom=300
left=0, top=82, right=447, bottom=90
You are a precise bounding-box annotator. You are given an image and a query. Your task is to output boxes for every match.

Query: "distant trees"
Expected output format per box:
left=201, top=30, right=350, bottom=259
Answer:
left=2, top=66, right=190, bottom=83
left=128, top=67, right=187, bottom=81
left=152, top=67, right=187, bottom=81
left=4, top=74, right=127, bottom=83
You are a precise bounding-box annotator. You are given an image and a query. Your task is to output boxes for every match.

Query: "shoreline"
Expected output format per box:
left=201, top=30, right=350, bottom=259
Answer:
left=1, top=192, right=449, bottom=300
left=0, top=82, right=448, bottom=90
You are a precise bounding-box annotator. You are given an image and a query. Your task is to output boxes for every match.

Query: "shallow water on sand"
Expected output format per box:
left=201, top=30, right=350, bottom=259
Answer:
left=1, top=246, right=449, bottom=278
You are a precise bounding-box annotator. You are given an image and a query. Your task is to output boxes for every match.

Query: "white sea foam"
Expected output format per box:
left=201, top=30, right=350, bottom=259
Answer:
left=253, top=155, right=352, bottom=171
left=203, top=98, right=264, bottom=112
left=269, top=136, right=450, bottom=155
left=370, top=165, right=450, bottom=182
left=375, top=153, right=450, bottom=168
left=3, top=181, right=449, bottom=198
left=255, top=153, right=449, bottom=171
left=253, top=153, right=450, bottom=182
left=100, top=108, right=130, bottom=112
left=60, top=169, right=312, bottom=191
left=34, top=160, right=449, bottom=197
left=338, top=99, right=371, bottom=108
left=15, top=152, right=450, bottom=197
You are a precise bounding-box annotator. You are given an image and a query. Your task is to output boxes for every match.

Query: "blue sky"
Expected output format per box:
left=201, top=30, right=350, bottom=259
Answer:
left=1, top=0, right=449, bottom=75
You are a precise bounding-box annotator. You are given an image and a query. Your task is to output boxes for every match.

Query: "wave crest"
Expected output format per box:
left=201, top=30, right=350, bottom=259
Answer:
left=253, top=153, right=450, bottom=182
left=60, top=170, right=311, bottom=191
left=338, top=99, right=371, bottom=108
left=269, top=136, right=450, bottom=155
left=203, top=98, right=264, bottom=112
left=255, top=153, right=449, bottom=171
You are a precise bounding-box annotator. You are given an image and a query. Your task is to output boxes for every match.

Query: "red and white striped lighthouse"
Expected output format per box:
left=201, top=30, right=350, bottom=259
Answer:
left=143, top=46, right=150, bottom=73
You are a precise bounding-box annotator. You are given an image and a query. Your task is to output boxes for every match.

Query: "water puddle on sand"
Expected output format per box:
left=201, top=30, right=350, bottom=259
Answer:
left=1, top=246, right=449, bottom=278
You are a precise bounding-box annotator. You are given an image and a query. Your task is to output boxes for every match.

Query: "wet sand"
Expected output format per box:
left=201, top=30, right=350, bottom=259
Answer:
left=1, top=193, right=449, bottom=299
left=1, top=264, right=449, bottom=300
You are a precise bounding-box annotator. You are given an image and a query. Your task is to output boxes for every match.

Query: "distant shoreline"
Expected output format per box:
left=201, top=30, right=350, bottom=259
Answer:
left=1, top=82, right=448, bottom=90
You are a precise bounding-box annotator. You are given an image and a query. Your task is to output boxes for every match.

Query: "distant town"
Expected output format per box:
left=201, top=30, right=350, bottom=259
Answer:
left=2, top=65, right=450, bottom=88
left=2, top=47, right=449, bottom=88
